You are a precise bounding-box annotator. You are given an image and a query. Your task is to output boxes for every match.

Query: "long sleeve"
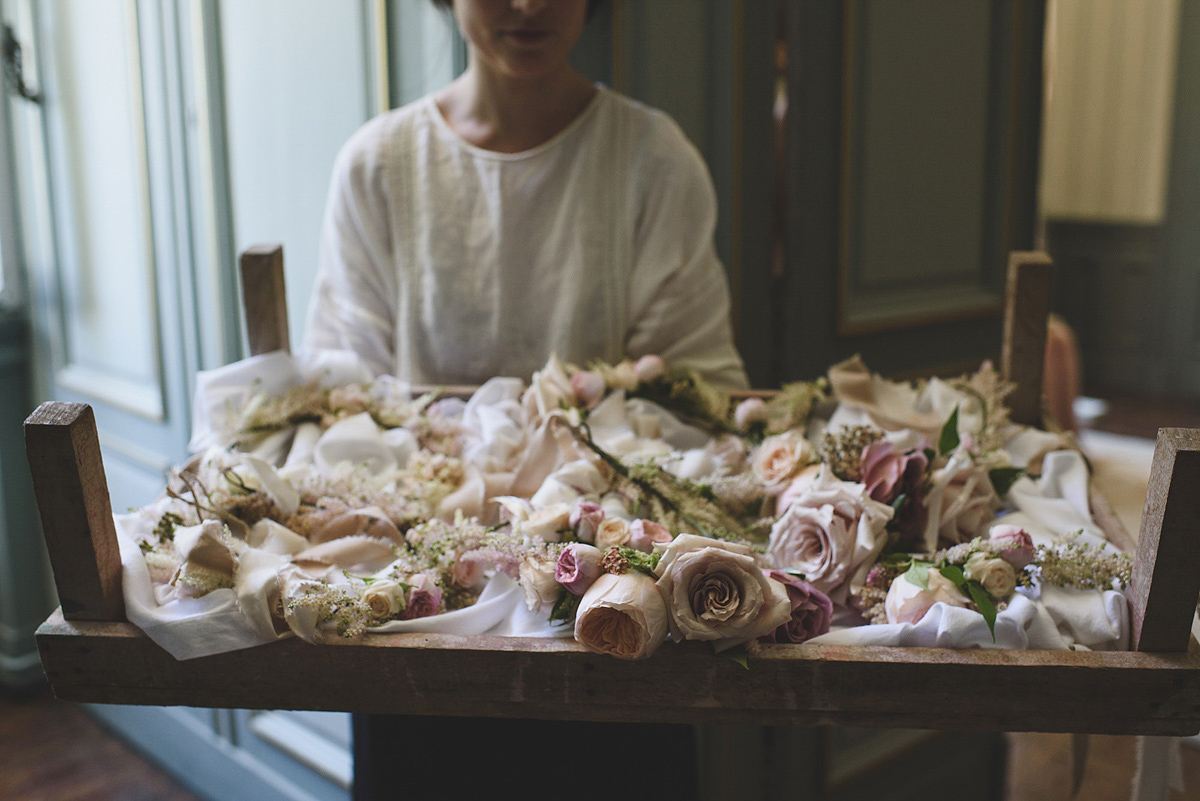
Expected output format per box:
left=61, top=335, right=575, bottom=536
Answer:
left=304, top=119, right=398, bottom=377
left=624, top=120, right=749, bottom=390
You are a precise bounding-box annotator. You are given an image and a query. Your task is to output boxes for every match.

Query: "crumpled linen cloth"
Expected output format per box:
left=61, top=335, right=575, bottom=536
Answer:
left=124, top=350, right=1131, bottom=659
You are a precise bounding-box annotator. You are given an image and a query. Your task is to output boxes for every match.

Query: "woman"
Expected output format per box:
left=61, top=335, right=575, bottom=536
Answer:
left=326, top=2, right=719, bottom=795
left=304, top=0, right=748, bottom=390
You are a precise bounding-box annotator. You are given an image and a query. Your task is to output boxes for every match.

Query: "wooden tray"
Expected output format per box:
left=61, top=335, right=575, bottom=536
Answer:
left=24, top=250, right=1200, bottom=735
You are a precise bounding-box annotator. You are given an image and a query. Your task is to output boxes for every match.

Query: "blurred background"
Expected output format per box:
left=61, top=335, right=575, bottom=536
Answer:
left=0, top=1, right=1196, bottom=799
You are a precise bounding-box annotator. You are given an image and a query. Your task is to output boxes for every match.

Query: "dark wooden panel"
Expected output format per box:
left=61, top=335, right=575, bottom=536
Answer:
left=35, top=612, right=1200, bottom=736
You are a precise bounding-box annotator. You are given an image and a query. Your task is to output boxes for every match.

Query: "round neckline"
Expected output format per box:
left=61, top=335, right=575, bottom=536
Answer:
left=425, top=85, right=607, bottom=161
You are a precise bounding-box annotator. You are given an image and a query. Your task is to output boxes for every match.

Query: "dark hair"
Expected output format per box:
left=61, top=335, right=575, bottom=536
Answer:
left=430, top=0, right=606, bottom=20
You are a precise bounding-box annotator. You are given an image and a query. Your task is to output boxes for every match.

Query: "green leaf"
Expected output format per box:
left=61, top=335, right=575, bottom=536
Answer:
left=988, top=466, right=1025, bottom=497
left=890, top=492, right=908, bottom=513
left=716, top=644, right=750, bottom=670
left=903, top=559, right=933, bottom=589
left=965, top=579, right=998, bottom=641
left=879, top=552, right=914, bottom=570
left=938, top=406, right=961, bottom=456
left=548, top=590, right=581, bottom=626
left=938, top=564, right=966, bottom=586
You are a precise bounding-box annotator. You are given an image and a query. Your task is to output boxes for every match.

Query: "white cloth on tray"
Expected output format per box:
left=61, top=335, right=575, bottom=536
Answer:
left=140, top=352, right=1133, bottom=658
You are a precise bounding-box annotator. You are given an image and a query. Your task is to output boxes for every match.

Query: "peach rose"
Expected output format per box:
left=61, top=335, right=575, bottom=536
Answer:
left=752, top=431, right=817, bottom=491
left=574, top=572, right=669, bottom=660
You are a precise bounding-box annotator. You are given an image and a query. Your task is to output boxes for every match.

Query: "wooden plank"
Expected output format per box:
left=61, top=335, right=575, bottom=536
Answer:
left=1130, top=428, right=1200, bottom=652
left=34, top=611, right=1200, bottom=734
left=239, top=244, right=290, bottom=356
left=1001, top=251, right=1053, bottom=426
left=24, top=403, right=123, bottom=622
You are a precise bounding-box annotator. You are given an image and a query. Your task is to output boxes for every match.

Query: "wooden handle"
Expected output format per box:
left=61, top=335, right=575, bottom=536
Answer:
left=1001, top=251, right=1052, bottom=427
left=1129, top=428, right=1200, bottom=652
left=239, top=244, right=290, bottom=356
left=24, top=402, right=124, bottom=622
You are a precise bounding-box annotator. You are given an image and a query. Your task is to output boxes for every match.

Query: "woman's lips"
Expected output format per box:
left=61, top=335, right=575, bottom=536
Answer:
left=503, top=28, right=552, bottom=46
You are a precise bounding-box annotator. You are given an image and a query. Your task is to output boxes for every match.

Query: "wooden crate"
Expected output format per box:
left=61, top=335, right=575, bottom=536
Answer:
left=23, top=250, right=1200, bottom=736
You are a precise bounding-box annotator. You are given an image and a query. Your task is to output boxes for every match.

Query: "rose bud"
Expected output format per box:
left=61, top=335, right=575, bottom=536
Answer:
left=632, top=354, right=666, bottom=383
left=555, top=543, right=604, bottom=596
left=570, top=370, right=607, bottom=409
left=569, top=499, right=605, bottom=544
left=628, top=519, right=673, bottom=553
left=402, top=574, right=443, bottom=620
left=989, top=524, right=1035, bottom=569
left=734, top=397, right=768, bottom=430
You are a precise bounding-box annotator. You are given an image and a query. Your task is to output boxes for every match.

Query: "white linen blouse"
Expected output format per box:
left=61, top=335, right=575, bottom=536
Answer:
left=304, top=87, right=749, bottom=389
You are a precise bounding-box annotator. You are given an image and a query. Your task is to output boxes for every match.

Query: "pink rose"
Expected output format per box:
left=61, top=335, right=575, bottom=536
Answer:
left=568, top=499, right=605, bottom=544
left=570, top=370, right=607, bottom=409
left=402, top=574, right=443, bottom=620
left=633, top=354, right=666, bottom=383
left=989, top=524, right=1035, bottom=569
left=449, top=553, right=487, bottom=589
left=734, top=397, right=768, bottom=430
left=555, top=543, right=604, bottom=596
left=765, top=466, right=893, bottom=603
left=861, top=440, right=928, bottom=504
left=628, top=519, right=673, bottom=553
left=860, top=440, right=929, bottom=547
left=884, top=569, right=969, bottom=625
left=761, top=570, right=833, bottom=643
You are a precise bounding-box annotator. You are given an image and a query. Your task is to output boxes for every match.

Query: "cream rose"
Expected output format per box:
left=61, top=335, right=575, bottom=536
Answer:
left=519, top=552, right=561, bottom=614
left=963, top=552, right=1017, bottom=599
left=600, top=360, right=640, bottom=392
left=594, top=518, right=632, bottom=550
left=521, top=504, right=571, bottom=543
left=654, top=533, right=791, bottom=651
left=362, top=579, right=408, bottom=619
left=574, top=572, right=669, bottom=660
left=752, top=431, right=816, bottom=491
left=765, top=466, right=893, bottom=603
left=884, top=569, right=969, bottom=625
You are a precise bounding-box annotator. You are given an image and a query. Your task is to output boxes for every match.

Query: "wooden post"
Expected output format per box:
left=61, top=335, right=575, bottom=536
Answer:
left=1001, top=251, right=1052, bottom=427
left=239, top=244, right=290, bottom=355
left=24, top=402, right=124, bottom=622
left=1129, top=428, right=1200, bottom=652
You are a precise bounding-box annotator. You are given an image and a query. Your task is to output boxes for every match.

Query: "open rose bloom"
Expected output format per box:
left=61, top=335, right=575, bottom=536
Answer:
left=654, top=534, right=792, bottom=652
left=765, top=466, right=893, bottom=604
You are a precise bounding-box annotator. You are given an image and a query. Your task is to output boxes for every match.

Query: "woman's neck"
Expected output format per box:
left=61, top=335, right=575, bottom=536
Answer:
left=434, top=65, right=597, bottom=154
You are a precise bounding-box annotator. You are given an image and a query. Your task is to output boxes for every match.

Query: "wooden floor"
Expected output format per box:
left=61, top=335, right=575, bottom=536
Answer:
left=0, top=688, right=199, bottom=801
left=4, top=395, right=1200, bottom=801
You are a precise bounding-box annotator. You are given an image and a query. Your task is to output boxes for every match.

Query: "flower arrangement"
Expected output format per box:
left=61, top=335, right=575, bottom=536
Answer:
left=125, top=352, right=1132, bottom=661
